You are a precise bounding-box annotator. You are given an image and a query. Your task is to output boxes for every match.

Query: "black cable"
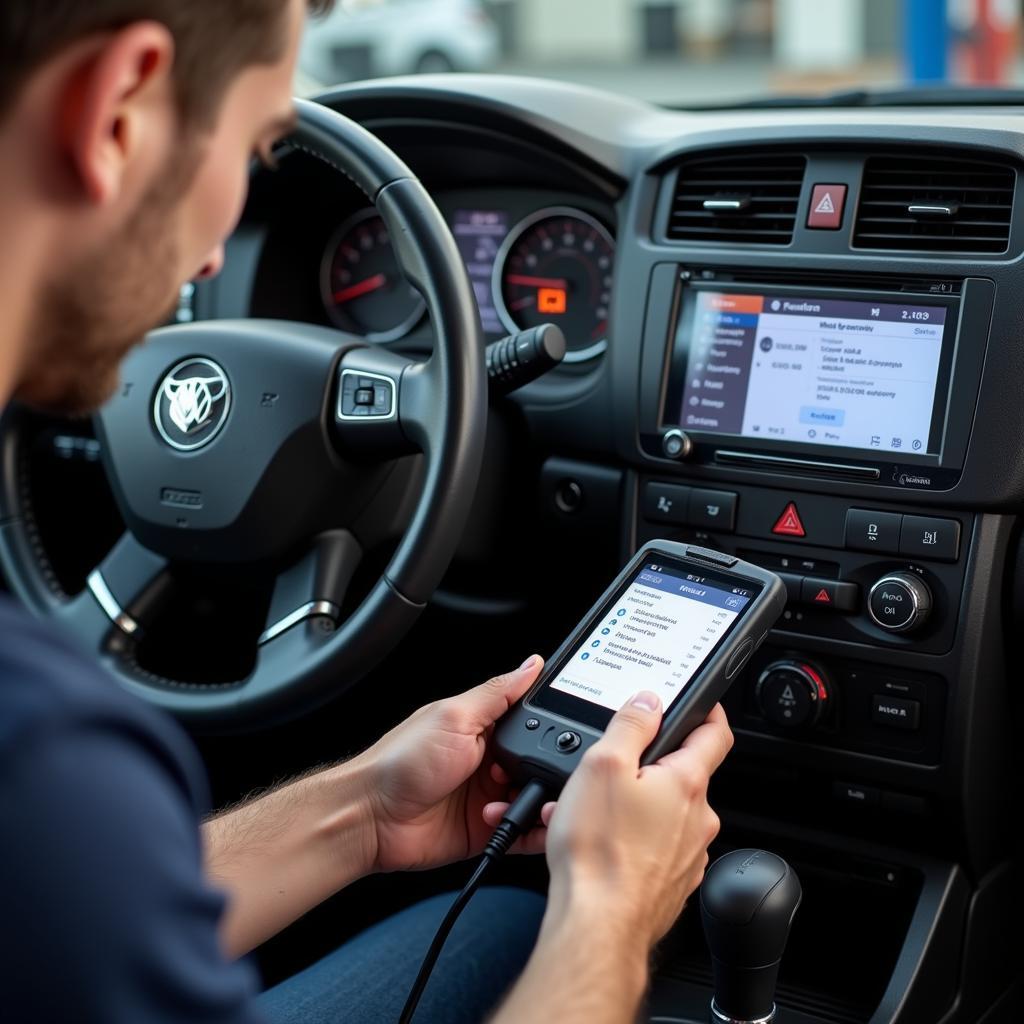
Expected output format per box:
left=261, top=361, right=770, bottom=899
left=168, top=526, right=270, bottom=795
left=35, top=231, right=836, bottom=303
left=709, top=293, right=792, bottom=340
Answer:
left=397, top=779, right=549, bottom=1024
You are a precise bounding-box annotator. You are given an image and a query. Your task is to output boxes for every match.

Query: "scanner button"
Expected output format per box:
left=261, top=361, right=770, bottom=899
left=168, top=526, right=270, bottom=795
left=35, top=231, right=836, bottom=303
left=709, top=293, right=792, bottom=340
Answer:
left=555, top=730, right=581, bottom=753
left=725, top=637, right=755, bottom=680
left=525, top=718, right=540, bottom=731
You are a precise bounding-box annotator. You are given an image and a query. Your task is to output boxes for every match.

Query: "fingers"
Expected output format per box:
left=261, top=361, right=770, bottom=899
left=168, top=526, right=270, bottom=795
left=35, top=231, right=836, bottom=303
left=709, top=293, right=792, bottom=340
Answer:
left=591, top=691, right=663, bottom=765
left=482, top=799, right=556, bottom=828
left=482, top=800, right=556, bottom=856
left=451, top=655, right=545, bottom=733
left=658, top=704, right=734, bottom=776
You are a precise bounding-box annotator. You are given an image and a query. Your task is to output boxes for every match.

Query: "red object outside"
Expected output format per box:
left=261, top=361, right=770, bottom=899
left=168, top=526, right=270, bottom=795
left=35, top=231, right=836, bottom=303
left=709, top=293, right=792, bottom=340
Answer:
left=956, top=0, right=1020, bottom=85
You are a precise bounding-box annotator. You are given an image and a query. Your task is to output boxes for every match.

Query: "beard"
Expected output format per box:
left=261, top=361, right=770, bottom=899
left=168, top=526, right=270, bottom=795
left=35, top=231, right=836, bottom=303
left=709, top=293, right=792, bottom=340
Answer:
left=15, top=152, right=200, bottom=417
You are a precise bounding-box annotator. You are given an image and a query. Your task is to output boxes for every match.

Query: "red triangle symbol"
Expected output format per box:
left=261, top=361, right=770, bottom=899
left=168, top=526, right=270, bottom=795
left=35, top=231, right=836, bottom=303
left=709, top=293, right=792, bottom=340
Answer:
left=814, top=588, right=831, bottom=603
left=772, top=502, right=806, bottom=537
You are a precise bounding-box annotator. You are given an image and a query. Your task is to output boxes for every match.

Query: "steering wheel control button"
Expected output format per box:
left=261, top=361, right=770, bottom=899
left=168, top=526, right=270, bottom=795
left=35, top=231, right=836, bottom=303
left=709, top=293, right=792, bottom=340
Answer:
left=642, top=482, right=691, bottom=525
left=555, top=730, right=582, bottom=753
left=807, top=183, right=847, bottom=230
left=772, top=502, right=806, bottom=538
left=756, top=662, right=829, bottom=729
left=871, top=694, right=922, bottom=731
left=800, top=577, right=859, bottom=613
left=868, top=572, right=932, bottom=633
left=845, top=508, right=902, bottom=554
left=337, top=369, right=395, bottom=420
left=153, top=357, right=232, bottom=452
left=688, top=489, right=737, bottom=532
left=661, top=428, right=693, bottom=460
left=525, top=718, right=540, bottom=731
left=899, top=515, right=960, bottom=562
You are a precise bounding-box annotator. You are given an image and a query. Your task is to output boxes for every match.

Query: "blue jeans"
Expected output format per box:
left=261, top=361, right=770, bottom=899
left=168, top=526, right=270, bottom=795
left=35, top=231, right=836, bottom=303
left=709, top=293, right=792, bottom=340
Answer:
left=258, top=887, right=546, bottom=1024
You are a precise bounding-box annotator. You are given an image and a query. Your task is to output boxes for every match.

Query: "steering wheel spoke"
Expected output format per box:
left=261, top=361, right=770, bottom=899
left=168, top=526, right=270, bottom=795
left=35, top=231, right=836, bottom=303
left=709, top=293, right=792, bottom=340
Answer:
left=333, top=346, right=436, bottom=458
left=59, top=533, right=170, bottom=648
left=259, top=530, right=363, bottom=646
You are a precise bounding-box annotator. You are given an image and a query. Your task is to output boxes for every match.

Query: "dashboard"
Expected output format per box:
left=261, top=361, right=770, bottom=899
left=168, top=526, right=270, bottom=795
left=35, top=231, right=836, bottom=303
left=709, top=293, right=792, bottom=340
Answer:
left=192, top=77, right=1024, bottom=1024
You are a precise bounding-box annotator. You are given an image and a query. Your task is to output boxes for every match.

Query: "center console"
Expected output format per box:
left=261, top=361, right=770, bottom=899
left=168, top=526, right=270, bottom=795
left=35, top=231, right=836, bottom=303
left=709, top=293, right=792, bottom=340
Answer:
left=591, top=253, right=1013, bottom=1022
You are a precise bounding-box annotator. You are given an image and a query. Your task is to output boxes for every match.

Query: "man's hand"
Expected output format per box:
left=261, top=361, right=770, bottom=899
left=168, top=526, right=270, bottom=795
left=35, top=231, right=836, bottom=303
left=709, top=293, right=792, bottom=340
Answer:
left=492, top=694, right=733, bottom=1024
left=545, top=692, right=731, bottom=947
left=353, top=655, right=552, bottom=873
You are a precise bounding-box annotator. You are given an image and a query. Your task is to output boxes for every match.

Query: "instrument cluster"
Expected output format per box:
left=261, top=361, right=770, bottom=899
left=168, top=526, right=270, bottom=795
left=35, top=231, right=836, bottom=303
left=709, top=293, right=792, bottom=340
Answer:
left=319, top=196, right=616, bottom=363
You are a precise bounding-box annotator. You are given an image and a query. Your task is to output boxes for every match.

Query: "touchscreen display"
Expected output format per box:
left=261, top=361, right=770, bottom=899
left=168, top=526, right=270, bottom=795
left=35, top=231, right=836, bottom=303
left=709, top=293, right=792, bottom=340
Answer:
left=539, top=560, right=758, bottom=715
left=676, top=290, right=949, bottom=455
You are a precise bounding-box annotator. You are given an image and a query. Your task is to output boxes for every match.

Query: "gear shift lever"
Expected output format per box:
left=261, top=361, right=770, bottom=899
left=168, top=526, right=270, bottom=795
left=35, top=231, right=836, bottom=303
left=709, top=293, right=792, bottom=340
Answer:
left=700, top=850, right=802, bottom=1024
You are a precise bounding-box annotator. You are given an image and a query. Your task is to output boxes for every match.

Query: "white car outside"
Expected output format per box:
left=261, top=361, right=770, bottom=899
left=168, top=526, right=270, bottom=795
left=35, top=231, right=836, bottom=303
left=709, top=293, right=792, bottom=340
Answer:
left=300, top=0, right=501, bottom=87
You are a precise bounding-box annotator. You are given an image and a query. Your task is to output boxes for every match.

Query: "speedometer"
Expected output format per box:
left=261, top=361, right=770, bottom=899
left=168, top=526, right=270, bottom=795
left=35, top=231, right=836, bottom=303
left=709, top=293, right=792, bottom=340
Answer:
left=493, top=208, right=615, bottom=363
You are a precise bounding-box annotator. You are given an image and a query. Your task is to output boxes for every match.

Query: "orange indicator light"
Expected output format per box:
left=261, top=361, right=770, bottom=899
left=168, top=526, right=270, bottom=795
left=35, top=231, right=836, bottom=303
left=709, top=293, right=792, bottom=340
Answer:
left=538, top=287, right=568, bottom=314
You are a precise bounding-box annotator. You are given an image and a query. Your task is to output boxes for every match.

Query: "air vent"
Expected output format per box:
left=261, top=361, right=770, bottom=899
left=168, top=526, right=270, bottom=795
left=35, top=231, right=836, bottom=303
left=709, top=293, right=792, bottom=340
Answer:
left=667, top=152, right=806, bottom=245
left=853, top=154, right=1015, bottom=254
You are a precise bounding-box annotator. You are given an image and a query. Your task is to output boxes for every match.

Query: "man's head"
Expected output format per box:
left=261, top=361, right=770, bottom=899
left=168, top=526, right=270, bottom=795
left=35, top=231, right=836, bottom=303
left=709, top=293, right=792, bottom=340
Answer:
left=0, top=0, right=333, bottom=415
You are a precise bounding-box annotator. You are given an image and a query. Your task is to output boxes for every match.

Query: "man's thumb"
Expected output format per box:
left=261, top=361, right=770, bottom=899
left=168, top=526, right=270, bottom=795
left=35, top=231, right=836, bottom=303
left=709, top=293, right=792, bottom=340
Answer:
left=599, top=691, right=662, bottom=760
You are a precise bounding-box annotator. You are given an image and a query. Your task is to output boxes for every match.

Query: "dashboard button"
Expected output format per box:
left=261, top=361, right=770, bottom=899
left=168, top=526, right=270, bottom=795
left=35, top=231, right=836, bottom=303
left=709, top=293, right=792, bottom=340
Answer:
left=871, top=694, right=921, bottom=731
left=807, top=184, right=847, bottom=229
left=642, top=482, right=690, bottom=525
left=833, top=781, right=879, bottom=807
left=801, top=577, right=860, bottom=612
left=688, top=489, right=737, bottom=531
left=846, top=509, right=902, bottom=554
left=772, top=502, right=806, bottom=538
left=868, top=573, right=931, bottom=633
left=899, top=515, right=960, bottom=562
left=777, top=572, right=803, bottom=602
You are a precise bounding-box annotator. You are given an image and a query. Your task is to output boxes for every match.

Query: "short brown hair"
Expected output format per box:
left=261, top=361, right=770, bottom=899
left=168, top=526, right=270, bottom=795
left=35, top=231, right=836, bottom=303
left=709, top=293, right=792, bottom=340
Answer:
left=0, top=0, right=334, bottom=127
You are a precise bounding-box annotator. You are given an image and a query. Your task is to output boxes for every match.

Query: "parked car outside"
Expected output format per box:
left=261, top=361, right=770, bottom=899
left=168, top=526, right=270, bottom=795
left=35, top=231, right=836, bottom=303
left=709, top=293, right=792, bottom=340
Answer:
left=300, top=0, right=500, bottom=86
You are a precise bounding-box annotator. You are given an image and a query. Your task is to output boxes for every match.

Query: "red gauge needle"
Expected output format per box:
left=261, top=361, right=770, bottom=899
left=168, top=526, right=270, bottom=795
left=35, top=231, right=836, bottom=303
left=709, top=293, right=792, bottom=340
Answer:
left=506, top=274, right=568, bottom=289
left=333, top=273, right=387, bottom=304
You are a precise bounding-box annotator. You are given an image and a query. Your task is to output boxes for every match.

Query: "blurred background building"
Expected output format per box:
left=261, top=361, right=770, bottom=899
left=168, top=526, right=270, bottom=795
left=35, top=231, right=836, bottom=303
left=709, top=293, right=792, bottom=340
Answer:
left=299, top=0, right=1024, bottom=105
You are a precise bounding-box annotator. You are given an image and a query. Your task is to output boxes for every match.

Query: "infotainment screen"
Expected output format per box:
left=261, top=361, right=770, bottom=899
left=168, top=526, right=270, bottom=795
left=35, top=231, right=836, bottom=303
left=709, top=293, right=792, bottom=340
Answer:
left=671, top=289, right=952, bottom=457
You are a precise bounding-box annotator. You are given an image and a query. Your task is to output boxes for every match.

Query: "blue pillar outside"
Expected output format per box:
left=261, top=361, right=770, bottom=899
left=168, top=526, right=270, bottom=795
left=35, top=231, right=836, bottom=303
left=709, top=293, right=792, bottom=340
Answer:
left=905, top=0, right=950, bottom=82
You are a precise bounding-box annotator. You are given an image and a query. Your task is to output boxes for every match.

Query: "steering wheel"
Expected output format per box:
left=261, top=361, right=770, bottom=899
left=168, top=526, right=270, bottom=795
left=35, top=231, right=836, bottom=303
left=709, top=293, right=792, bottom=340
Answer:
left=0, top=99, right=486, bottom=729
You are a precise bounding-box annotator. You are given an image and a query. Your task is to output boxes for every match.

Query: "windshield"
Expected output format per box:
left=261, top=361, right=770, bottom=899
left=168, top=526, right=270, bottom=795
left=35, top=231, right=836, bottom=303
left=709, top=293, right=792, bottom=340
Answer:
left=298, top=0, right=1024, bottom=108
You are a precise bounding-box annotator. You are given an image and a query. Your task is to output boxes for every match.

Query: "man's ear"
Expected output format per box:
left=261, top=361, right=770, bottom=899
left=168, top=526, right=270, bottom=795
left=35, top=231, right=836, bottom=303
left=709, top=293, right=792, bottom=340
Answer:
left=59, top=22, right=176, bottom=206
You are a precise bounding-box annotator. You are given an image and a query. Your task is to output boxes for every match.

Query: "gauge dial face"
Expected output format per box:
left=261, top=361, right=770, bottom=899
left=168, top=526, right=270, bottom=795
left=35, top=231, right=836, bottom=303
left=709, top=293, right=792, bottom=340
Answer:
left=321, top=210, right=425, bottom=342
left=494, top=208, right=615, bottom=361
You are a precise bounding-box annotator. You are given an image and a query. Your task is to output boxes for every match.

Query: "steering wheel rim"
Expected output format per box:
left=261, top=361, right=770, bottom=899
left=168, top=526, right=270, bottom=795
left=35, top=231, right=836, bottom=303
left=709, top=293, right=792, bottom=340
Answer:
left=0, top=98, right=486, bottom=730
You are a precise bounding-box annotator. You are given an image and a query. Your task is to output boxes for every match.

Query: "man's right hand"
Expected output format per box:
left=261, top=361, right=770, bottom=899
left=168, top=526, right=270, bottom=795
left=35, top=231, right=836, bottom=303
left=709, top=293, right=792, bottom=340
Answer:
left=544, top=692, right=733, bottom=951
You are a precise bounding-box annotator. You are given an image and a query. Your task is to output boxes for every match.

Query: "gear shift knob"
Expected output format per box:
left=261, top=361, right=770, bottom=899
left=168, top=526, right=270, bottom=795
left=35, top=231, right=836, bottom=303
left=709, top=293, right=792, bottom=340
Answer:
left=700, top=849, right=802, bottom=1024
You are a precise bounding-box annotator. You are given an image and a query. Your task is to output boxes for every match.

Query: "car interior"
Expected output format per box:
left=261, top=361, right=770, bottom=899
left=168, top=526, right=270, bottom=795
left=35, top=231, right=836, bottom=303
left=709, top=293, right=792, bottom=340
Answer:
left=2, top=68, right=1023, bottom=1024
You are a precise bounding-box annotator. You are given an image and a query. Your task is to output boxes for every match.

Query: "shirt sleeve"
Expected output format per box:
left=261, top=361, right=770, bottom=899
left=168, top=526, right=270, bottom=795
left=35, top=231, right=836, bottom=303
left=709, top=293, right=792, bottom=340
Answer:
left=0, top=720, right=265, bottom=1024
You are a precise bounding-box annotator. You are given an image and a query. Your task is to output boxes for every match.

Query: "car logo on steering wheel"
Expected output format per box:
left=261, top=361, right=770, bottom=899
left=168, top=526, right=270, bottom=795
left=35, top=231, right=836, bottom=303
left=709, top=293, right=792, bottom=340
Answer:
left=153, top=358, right=232, bottom=452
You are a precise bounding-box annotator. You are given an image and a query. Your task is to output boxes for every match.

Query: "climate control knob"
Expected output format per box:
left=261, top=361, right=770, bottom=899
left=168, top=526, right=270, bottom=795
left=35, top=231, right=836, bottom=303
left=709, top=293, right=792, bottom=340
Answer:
left=868, top=572, right=932, bottom=633
left=755, top=661, right=830, bottom=729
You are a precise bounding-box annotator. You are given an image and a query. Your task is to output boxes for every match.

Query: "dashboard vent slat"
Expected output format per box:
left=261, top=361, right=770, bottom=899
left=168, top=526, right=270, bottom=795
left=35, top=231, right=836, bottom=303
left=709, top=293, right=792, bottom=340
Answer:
left=853, top=155, right=1015, bottom=254
left=667, top=152, right=806, bottom=246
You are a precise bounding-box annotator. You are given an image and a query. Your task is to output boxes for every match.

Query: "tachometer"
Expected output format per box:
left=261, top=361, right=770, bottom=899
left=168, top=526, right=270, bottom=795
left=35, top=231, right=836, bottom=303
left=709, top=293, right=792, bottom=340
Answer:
left=494, top=207, right=614, bottom=362
left=320, top=210, right=425, bottom=341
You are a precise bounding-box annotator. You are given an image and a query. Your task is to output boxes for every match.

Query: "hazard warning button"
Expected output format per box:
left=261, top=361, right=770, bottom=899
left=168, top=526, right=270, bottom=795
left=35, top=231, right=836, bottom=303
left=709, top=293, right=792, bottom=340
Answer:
left=800, top=576, right=860, bottom=612
left=772, top=502, right=806, bottom=538
left=807, top=183, right=847, bottom=230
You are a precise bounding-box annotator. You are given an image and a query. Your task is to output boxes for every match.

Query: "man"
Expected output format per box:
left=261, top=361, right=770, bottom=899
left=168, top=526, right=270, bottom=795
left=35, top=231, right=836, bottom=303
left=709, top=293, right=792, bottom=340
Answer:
left=0, top=1, right=733, bottom=1021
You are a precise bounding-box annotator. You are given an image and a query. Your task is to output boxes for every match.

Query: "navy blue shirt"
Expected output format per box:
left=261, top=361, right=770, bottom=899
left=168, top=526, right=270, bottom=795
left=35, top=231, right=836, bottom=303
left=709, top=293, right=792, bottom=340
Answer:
left=0, top=595, right=263, bottom=1022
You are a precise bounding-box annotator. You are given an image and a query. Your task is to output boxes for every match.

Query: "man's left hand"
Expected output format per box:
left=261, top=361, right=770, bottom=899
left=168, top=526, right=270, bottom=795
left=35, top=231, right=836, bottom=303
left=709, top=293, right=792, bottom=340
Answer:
left=353, top=655, right=553, bottom=873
